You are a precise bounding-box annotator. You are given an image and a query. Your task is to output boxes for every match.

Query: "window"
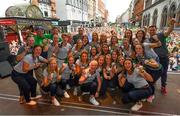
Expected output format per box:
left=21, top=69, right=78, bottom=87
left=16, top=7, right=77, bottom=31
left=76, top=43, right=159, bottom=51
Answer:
left=152, top=9, right=158, bottom=26
left=176, top=4, right=180, bottom=27
left=143, top=15, right=146, bottom=26
left=39, top=0, right=50, bottom=4
left=44, top=11, right=48, bottom=17
left=169, top=3, right=176, bottom=18
left=147, top=13, right=150, bottom=26
left=161, top=6, right=168, bottom=28
left=145, top=0, right=152, bottom=9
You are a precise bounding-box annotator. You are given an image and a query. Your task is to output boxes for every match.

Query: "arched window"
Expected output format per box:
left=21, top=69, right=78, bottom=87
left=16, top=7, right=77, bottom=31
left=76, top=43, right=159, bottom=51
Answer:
left=147, top=13, right=151, bottom=26
left=145, top=15, right=148, bottom=26
left=169, top=3, right=176, bottom=18
left=152, top=9, right=158, bottom=26
left=143, top=15, right=146, bottom=26
left=177, top=4, right=180, bottom=26
left=161, top=6, right=168, bottom=28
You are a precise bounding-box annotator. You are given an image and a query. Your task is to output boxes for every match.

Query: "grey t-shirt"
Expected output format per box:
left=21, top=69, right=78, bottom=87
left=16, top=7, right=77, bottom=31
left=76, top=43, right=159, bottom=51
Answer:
left=126, top=68, right=148, bottom=88
left=61, top=64, right=75, bottom=80
left=83, top=68, right=100, bottom=84
left=43, top=68, right=58, bottom=84
left=14, top=54, right=45, bottom=73
left=143, top=38, right=158, bottom=60
left=76, top=59, right=89, bottom=69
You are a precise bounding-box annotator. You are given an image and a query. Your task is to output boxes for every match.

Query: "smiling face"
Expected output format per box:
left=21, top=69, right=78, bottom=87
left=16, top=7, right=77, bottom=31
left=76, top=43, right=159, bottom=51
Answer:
left=68, top=57, right=74, bottom=65
left=49, top=58, right=58, bottom=71
left=125, top=30, right=132, bottom=39
left=98, top=56, right=104, bottom=66
left=105, top=54, right=111, bottom=65
left=136, top=30, right=144, bottom=42
left=135, top=44, right=144, bottom=55
left=112, top=51, right=118, bottom=61
left=89, top=60, right=98, bottom=72
left=91, top=47, right=97, bottom=56
left=82, top=36, right=88, bottom=45
left=102, top=44, right=109, bottom=54
left=33, top=46, right=42, bottom=57
left=27, top=36, right=35, bottom=47
left=53, top=34, right=59, bottom=44
left=148, top=26, right=157, bottom=36
left=81, top=52, right=88, bottom=62
left=92, top=32, right=98, bottom=42
left=124, top=59, right=133, bottom=71
left=118, top=56, right=125, bottom=65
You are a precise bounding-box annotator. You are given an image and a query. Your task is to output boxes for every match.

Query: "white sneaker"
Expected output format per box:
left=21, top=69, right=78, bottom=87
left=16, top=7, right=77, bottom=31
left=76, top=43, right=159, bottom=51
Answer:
left=73, top=87, right=78, bottom=96
left=64, top=91, right=70, bottom=98
left=131, top=102, right=143, bottom=111
left=31, top=95, right=42, bottom=100
left=82, top=92, right=90, bottom=95
left=66, top=84, right=71, bottom=90
left=147, top=95, right=155, bottom=103
left=52, top=98, right=60, bottom=106
left=141, top=99, right=146, bottom=102
left=89, top=97, right=99, bottom=106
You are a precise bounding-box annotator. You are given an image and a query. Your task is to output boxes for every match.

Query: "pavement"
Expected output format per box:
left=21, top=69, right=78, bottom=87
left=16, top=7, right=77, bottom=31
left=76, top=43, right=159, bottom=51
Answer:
left=0, top=72, right=180, bottom=115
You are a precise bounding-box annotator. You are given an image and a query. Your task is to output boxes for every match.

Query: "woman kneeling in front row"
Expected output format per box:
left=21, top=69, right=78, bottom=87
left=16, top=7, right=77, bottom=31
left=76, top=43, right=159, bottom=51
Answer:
left=119, top=58, right=153, bottom=111
left=41, top=57, right=61, bottom=106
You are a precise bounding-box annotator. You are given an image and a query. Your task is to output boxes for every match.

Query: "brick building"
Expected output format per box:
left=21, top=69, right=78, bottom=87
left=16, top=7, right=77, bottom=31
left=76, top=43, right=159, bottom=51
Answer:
left=133, top=0, right=144, bottom=26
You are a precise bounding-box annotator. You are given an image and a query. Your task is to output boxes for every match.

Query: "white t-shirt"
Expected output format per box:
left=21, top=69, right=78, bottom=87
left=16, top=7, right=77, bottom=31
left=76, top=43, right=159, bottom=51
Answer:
left=14, top=54, right=45, bottom=73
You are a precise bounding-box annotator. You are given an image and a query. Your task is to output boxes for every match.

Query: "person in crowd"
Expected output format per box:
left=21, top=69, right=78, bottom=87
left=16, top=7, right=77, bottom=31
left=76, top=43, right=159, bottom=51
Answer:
left=110, top=36, right=119, bottom=52
left=89, top=46, right=100, bottom=61
left=71, top=39, right=84, bottom=61
left=59, top=56, right=78, bottom=98
left=124, top=29, right=133, bottom=44
left=148, top=18, right=176, bottom=95
left=122, top=38, right=134, bottom=58
left=41, top=57, right=61, bottom=106
left=101, top=43, right=110, bottom=55
left=11, top=45, right=48, bottom=105
left=100, top=54, right=116, bottom=96
left=79, top=60, right=102, bottom=105
left=90, top=32, right=100, bottom=48
left=16, top=36, right=35, bottom=62
left=49, top=34, right=72, bottom=67
left=74, top=50, right=89, bottom=95
left=73, top=27, right=84, bottom=44
left=82, top=35, right=90, bottom=52
left=97, top=55, right=105, bottom=79
left=120, top=58, right=153, bottom=111
left=44, top=27, right=62, bottom=43
left=34, top=27, right=47, bottom=46
left=134, top=44, right=162, bottom=102
left=99, top=33, right=108, bottom=48
left=136, top=29, right=161, bottom=61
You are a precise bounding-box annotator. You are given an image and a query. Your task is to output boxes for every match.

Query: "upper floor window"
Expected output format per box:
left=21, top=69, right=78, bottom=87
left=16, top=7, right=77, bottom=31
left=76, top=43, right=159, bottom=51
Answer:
left=66, top=0, right=72, bottom=5
left=169, top=3, right=176, bottom=18
left=39, top=0, right=50, bottom=5
left=145, top=0, right=152, bottom=9
left=152, top=9, right=158, bottom=26
left=161, top=6, right=168, bottom=28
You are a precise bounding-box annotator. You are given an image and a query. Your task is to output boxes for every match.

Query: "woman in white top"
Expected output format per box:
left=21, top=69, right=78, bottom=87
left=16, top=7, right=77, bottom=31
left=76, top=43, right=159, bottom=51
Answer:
left=11, top=45, right=48, bottom=105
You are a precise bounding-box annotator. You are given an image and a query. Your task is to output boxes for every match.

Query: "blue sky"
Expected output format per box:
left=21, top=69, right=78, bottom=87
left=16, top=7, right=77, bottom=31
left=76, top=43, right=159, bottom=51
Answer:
left=105, top=0, right=132, bottom=22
